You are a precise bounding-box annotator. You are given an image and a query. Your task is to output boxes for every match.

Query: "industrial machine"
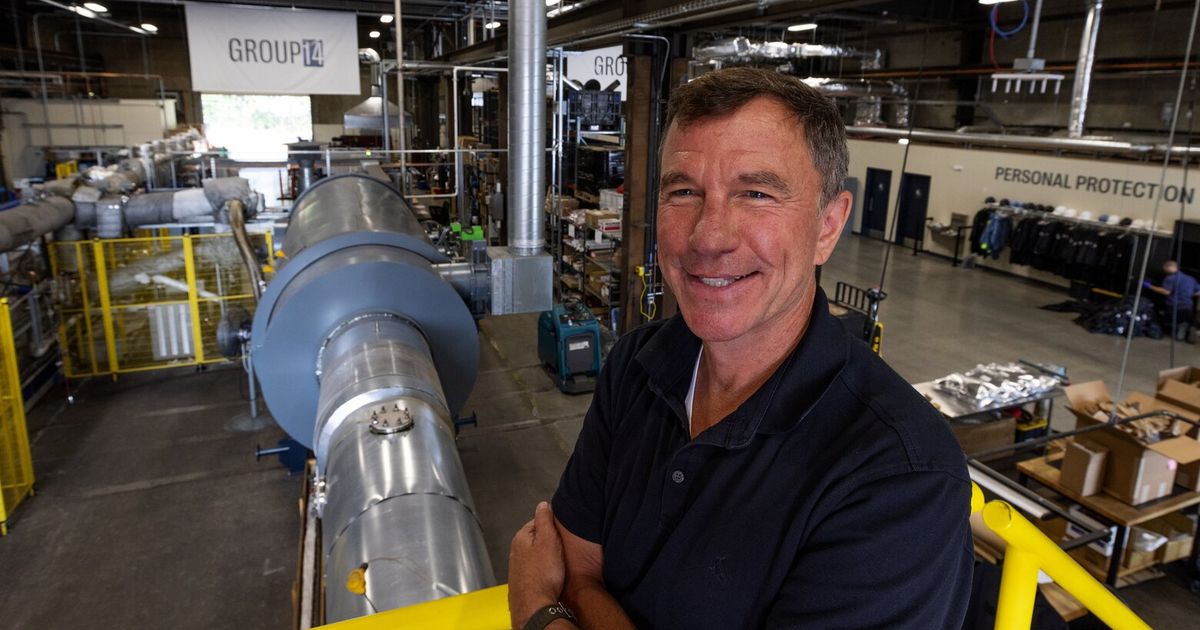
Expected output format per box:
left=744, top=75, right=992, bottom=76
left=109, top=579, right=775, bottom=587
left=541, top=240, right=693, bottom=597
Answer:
left=247, top=173, right=550, bottom=624
left=538, top=301, right=602, bottom=393
left=246, top=0, right=553, bottom=623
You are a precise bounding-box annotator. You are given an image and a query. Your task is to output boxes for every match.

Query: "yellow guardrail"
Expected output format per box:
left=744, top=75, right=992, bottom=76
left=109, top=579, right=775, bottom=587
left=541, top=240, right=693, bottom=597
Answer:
left=320, top=585, right=511, bottom=630
left=972, top=483, right=1151, bottom=630
left=0, top=297, right=36, bottom=536
left=315, top=482, right=1151, bottom=629
left=48, top=231, right=274, bottom=378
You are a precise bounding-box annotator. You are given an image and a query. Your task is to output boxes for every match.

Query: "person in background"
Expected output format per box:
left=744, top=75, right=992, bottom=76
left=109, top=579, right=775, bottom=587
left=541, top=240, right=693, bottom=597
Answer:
left=1145, top=260, right=1198, bottom=342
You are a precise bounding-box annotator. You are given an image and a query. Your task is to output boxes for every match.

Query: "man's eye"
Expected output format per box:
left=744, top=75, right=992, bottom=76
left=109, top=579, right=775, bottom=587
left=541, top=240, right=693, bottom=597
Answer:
left=669, top=189, right=696, bottom=197
left=745, top=191, right=774, bottom=201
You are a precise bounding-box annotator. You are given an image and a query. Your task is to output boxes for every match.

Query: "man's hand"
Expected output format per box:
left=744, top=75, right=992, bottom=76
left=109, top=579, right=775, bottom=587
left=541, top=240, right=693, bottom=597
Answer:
left=508, top=501, right=567, bottom=629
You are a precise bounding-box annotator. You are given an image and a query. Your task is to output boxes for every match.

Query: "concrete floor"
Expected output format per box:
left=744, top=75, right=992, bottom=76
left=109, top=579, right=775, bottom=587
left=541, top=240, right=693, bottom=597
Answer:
left=1, top=234, right=1198, bottom=628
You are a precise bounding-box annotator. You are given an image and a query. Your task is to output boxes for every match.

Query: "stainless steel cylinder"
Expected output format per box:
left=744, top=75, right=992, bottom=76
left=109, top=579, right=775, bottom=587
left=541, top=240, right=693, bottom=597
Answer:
left=316, top=314, right=493, bottom=622
left=250, top=173, right=487, bottom=623
left=507, top=0, right=546, bottom=255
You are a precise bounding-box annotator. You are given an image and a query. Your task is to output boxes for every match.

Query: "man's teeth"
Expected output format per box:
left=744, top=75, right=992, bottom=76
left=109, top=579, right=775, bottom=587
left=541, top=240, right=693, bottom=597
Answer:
left=699, top=275, right=746, bottom=287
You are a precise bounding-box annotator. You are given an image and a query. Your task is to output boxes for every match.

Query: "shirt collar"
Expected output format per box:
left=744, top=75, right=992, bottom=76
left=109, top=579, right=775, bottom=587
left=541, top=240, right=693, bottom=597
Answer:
left=635, top=287, right=851, bottom=447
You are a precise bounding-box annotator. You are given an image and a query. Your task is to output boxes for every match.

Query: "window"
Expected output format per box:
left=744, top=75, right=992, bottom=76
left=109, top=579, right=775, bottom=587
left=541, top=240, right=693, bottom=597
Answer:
left=200, top=94, right=312, bottom=162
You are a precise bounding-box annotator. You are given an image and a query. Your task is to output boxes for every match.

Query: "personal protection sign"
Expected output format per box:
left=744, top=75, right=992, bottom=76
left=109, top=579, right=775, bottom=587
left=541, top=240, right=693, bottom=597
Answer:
left=185, top=3, right=358, bottom=95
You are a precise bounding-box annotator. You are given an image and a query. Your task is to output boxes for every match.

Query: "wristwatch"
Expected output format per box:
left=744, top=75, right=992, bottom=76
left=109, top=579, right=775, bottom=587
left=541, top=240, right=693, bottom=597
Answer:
left=522, top=602, right=577, bottom=630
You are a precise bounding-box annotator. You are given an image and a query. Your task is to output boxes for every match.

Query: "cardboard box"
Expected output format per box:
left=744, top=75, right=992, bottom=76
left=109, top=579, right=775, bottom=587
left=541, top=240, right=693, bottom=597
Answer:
left=1143, top=512, right=1196, bottom=564
left=1061, top=439, right=1108, bottom=496
left=1176, top=458, right=1200, bottom=491
left=1156, top=379, right=1200, bottom=429
left=1063, top=381, right=1200, bottom=505
left=1158, top=365, right=1200, bottom=390
left=584, top=209, right=621, bottom=230
left=950, top=416, right=1015, bottom=455
left=599, top=188, right=623, bottom=212
left=1156, top=367, right=1200, bottom=434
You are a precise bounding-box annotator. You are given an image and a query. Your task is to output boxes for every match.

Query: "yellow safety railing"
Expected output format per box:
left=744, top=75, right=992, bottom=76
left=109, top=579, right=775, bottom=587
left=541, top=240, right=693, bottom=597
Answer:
left=314, top=483, right=1152, bottom=630
left=0, top=298, right=36, bottom=536
left=972, top=483, right=1151, bottom=630
left=48, top=231, right=274, bottom=378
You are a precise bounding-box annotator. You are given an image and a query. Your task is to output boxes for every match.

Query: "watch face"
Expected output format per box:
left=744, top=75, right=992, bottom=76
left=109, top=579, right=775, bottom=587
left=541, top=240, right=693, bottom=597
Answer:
left=548, top=602, right=576, bottom=621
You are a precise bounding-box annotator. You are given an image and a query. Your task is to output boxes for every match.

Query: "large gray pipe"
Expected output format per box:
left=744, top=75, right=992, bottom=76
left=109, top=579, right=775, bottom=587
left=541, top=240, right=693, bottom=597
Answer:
left=0, top=196, right=74, bottom=253
left=1068, top=0, right=1103, bottom=138
left=249, top=174, right=490, bottom=623
left=507, top=0, right=545, bottom=255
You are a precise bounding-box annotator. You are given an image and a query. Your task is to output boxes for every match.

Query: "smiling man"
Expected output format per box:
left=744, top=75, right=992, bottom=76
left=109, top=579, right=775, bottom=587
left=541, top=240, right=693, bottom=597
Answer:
left=508, top=67, right=973, bottom=630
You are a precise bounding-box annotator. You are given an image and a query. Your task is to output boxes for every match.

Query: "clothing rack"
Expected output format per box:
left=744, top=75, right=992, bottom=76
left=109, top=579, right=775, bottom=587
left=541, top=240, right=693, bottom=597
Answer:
left=999, top=205, right=1171, bottom=238
left=970, top=205, right=1174, bottom=296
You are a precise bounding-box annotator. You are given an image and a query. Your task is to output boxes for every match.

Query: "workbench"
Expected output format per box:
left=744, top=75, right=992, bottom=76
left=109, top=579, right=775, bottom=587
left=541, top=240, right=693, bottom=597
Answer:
left=1016, top=451, right=1200, bottom=587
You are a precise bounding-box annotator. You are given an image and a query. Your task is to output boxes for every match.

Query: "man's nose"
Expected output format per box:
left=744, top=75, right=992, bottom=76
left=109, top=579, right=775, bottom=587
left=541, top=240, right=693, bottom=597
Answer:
left=688, top=196, right=737, bottom=255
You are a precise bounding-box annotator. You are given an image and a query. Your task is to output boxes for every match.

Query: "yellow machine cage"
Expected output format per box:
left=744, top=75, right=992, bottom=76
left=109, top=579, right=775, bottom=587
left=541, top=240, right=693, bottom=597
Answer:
left=49, top=232, right=273, bottom=378
left=0, top=297, right=36, bottom=536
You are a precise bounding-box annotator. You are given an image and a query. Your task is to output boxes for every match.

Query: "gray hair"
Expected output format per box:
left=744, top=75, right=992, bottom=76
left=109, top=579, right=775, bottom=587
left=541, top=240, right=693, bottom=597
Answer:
left=664, top=67, right=848, bottom=207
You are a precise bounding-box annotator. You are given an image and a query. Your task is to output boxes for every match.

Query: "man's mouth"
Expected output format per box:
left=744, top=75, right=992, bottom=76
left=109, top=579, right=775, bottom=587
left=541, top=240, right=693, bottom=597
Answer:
left=692, top=272, right=756, bottom=288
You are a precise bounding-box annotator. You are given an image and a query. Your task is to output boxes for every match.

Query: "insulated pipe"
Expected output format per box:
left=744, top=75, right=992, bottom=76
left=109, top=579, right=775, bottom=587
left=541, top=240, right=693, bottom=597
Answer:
left=1068, top=0, right=1104, bottom=138
left=0, top=196, right=74, bottom=253
left=249, top=174, right=488, bottom=623
left=507, top=0, right=546, bottom=255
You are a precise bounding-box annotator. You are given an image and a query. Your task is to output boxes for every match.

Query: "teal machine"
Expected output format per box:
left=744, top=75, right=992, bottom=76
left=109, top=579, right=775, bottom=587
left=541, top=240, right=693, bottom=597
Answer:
left=538, top=301, right=603, bottom=393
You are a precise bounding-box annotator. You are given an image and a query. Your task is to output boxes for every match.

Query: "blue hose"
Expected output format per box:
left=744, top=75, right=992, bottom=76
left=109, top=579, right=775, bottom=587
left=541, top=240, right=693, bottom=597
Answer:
left=990, top=1, right=1029, bottom=40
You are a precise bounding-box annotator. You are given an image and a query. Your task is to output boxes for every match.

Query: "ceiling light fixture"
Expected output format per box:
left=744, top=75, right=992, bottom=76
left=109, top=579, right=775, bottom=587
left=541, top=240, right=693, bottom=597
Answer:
left=368, top=30, right=381, bottom=39
left=484, top=21, right=502, bottom=29
left=978, top=0, right=1020, bottom=5
left=787, top=23, right=818, bottom=32
left=82, top=2, right=107, bottom=12
left=72, top=6, right=97, bottom=18
left=380, top=14, right=394, bottom=24
left=140, top=23, right=158, bottom=33
left=129, top=26, right=146, bottom=34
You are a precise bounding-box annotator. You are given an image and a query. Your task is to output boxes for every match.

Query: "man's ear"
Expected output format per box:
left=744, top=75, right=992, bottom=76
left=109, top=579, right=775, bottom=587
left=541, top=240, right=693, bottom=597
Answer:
left=815, top=190, right=852, bottom=266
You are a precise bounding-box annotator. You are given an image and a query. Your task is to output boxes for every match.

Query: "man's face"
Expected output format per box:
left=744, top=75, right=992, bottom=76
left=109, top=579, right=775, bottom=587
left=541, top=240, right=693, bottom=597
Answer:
left=1165, top=262, right=1179, bottom=275
left=656, top=96, right=851, bottom=343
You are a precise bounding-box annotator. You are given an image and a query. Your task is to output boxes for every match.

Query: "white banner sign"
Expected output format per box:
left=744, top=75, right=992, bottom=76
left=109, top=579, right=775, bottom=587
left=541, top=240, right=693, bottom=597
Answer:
left=185, top=3, right=358, bottom=95
left=566, top=46, right=627, bottom=101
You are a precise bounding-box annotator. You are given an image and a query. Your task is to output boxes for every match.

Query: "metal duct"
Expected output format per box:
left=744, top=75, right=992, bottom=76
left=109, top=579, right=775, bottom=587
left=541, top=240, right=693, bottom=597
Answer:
left=1069, top=0, right=1104, bottom=138
left=343, top=95, right=401, bottom=131
left=228, top=200, right=264, bottom=300
left=250, top=174, right=489, bottom=622
left=0, top=196, right=74, bottom=253
left=507, top=0, right=546, bottom=255
left=694, top=37, right=881, bottom=65
left=802, top=78, right=909, bottom=127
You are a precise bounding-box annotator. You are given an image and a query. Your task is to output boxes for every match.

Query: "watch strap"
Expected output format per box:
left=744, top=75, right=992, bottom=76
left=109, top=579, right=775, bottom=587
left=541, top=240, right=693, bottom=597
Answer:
left=522, top=602, right=577, bottom=630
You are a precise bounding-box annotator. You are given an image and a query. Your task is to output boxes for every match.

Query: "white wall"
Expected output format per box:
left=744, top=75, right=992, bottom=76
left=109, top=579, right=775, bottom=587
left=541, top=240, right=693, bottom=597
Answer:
left=1, top=97, right=176, bottom=182
left=847, top=138, right=1198, bottom=285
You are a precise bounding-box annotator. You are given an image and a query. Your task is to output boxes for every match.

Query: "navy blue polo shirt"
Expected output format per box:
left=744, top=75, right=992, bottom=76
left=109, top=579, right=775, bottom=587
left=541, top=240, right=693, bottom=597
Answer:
left=552, top=289, right=973, bottom=628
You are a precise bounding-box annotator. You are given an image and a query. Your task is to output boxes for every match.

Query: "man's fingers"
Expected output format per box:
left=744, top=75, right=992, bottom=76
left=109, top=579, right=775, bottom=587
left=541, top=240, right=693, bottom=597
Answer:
left=534, top=501, right=555, bottom=533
